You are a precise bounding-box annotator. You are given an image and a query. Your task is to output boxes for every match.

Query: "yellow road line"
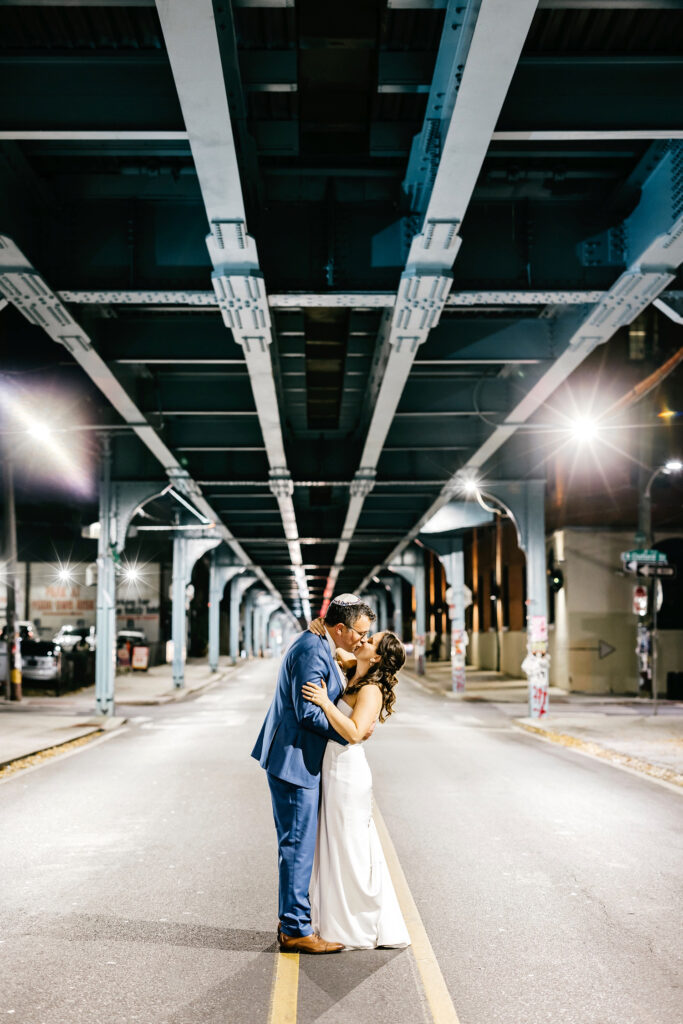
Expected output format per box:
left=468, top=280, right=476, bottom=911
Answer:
left=268, top=951, right=299, bottom=1024
left=374, top=803, right=461, bottom=1024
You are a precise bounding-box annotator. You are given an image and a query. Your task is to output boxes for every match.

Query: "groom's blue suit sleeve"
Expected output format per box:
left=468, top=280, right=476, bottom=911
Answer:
left=289, top=645, right=348, bottom=746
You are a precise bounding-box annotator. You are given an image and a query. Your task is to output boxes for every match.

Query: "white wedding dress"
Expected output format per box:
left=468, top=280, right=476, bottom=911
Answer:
left=309, top=698, right=411, bottom=950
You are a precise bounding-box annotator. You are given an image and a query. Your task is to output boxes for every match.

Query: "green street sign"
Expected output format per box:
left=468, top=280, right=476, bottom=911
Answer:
left=621, top=549, right=668, bottom=564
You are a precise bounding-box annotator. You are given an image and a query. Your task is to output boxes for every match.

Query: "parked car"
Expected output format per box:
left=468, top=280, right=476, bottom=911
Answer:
left=0, top=621, right=39, bottom=680
left=53, top=624, right=96, bottom=651
left=20, top=640, right=62, bottom=683
left=0, top=620, right=38, bottom=643
left=117, top=629, right=147, bottom=649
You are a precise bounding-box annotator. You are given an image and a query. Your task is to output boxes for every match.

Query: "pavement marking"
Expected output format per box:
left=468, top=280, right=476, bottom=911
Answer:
left=374, top=803, right=461, bottom=1024
left=0, top=727, right=128, bottom=786
left=515, top=720, right=683, bottom=793
left=268, top=951, right=299, bottom=1024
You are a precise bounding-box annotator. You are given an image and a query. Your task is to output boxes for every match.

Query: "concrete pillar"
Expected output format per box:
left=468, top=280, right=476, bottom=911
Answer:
left=95, top=438, right=116, bottom=715
left=171, top=536, right=187, bottom=688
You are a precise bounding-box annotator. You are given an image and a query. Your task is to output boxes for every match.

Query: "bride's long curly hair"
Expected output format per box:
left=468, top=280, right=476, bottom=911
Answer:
left=345, top=631, right=406, bottom=722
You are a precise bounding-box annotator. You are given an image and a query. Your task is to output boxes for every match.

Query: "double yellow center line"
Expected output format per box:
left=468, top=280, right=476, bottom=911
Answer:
left=268, top=802, right=460, bottom=1024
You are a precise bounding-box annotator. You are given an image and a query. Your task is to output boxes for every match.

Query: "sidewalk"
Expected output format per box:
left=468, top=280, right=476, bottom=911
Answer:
left=0, top=656, right=236, bottom=769
left=404, top=660, right=683, bottom=787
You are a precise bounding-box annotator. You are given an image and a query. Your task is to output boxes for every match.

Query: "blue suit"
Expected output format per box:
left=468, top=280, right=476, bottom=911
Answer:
left=251, top=630, right=348, bottom=936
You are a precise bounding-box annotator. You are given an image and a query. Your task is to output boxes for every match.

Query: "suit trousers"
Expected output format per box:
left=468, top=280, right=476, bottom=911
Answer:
left=267, top=771, right=319, bottom=937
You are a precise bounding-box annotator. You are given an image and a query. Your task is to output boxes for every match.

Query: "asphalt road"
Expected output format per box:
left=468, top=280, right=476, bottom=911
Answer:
left=0, top=659, right=681, bottom=1024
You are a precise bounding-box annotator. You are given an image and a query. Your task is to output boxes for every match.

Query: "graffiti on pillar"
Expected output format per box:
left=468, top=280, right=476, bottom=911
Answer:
left=451, top=627, right=468, bottom=693
left=522, top=615, right=549, bottom=718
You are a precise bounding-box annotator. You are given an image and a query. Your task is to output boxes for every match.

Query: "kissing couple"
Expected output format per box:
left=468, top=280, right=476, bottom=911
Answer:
left=251, top=593, right=411, bottom=953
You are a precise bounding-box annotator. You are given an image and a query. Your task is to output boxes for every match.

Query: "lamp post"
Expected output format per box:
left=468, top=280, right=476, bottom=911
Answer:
left=636, top=458, right=682, bottom=713
left=2, top=453, right=22, bottom=700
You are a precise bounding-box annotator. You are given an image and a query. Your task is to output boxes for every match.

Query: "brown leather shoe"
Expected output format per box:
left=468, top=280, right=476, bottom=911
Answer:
left=277, top=929, right=344, bottom=954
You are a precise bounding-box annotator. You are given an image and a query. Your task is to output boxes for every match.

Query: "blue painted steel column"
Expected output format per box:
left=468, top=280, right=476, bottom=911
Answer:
left=208, top=557, right=223, bottom=672
left=244, top=589, right=254, bottom=658
left=171, top=536, right=187, bottom=688
left=375, top=589, right=388, bottom=632
left=414, top=560, right=427, bottom=676
left=229, top=575, right=241, bottom=663
left=484, top=480, right=549, bottom=718
left=95, top=437, right=116, bottom=715
left=439, top=543, right=467, bottom=693
left=386, top=576, right=403, bottom=639
left=522, top=483, right=549, bottom=718
left=253, top=606, right=263, bottom=656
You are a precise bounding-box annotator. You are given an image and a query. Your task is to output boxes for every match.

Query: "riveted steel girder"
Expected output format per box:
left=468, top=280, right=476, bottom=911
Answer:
left=357, top=141, right=683, bottom=591
left=0, top=234, right=291, bottom=622
left=156, top=0, right=309, bottom=618
left=323, top=0, right=539, bottom=606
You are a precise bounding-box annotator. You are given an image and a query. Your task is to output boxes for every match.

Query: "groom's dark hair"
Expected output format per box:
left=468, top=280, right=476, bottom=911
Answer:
left=324, top=599, right=376, bottom=630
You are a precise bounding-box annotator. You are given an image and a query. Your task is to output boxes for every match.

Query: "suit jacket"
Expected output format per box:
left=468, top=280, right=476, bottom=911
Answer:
left=251, top=630, right=348, bottom=788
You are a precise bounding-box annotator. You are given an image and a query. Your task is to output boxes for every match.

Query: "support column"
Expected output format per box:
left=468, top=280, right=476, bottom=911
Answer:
left=244, top=587, right=256, bottom=658
left=414, top=559, right=426, bottom=676
left=389, top=549, right=427, bottom=675
left=384, top=575, right=403, bottom=639
left=95, top=437, right=116, bottom=715
left=171, top=536, right=187, bottom=688
left=482, top=480, right=549, bottom=718
left=374, top=589, right=389, bottom=632
left=439, top=542, right=467, bottom=694
left=208, top=559, right=222, bottom=673
left=228, top=574, right=257, bottom=663
left=252, top=607, right=261, bottom=656
left=208, top=559, right=243, bottom=672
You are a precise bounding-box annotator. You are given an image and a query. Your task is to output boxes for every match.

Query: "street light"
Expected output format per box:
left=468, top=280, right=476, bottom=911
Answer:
left=640, top=457, right=683, bottom=546
left=569, top=415, right=599, bottom=442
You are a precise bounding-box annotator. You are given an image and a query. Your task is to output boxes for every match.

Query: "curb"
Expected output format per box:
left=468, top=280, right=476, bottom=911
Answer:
left=514, top=719, right=683, bottom=790
left=0, top=717, right=127, bottom=776
left=115, top=665, right=234, bottom=706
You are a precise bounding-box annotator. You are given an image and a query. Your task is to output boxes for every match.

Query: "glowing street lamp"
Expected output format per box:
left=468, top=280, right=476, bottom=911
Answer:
left=569, top=415, right=599, bottom=443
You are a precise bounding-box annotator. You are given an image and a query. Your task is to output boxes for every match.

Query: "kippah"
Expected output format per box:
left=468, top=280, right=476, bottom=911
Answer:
left=330, top=593, right=361, bottom=607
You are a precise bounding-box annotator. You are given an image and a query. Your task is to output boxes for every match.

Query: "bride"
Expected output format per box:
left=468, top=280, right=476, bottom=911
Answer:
left=301, top=623, right=411, bottom=951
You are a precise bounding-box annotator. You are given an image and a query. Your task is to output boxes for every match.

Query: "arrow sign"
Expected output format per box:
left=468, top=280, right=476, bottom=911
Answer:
left=569, top=640, right=616, bottom=660
left=629, top=563, right=676, bottom=578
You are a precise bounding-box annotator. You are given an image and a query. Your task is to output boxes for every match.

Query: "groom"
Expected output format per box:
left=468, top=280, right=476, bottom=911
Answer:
left=251, top=594, right=376, bottom=953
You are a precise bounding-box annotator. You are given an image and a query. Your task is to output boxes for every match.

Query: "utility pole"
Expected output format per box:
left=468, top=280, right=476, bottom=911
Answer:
left=3, top=454, right=22, bottom=700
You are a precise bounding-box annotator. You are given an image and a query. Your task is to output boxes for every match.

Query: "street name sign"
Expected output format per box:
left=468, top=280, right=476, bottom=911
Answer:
left=621, top=549, right=668, bottom=564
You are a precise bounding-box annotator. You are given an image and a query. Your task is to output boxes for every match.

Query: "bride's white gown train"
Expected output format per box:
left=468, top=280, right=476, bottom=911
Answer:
left=310, top=699, right=411, bottom=950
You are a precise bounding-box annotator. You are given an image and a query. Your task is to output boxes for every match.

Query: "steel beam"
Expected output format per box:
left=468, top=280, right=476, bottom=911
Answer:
left=156, top=0, right=310, bottom=619
left=357, top=143, right=683, bottom=610
left=55, top=289, right=612, bottom=308
left=0, top=235, right=292, bottom=624
left=388, top=1, right=683, bottom=10
left=322, top=0, right=538, bottom=605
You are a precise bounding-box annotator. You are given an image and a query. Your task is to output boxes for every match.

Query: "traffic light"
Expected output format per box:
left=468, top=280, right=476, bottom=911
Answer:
left=548, top=567, right=564, bottom=593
